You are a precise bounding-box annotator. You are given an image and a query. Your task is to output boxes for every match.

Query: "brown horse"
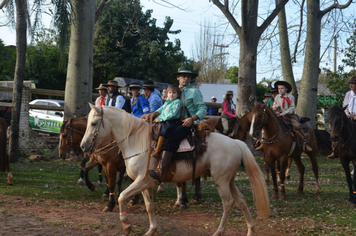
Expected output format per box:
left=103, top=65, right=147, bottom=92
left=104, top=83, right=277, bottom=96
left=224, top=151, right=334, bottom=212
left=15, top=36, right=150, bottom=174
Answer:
left=0, top=117, right=12, bottom=185
left=329, top=106, right=356, bottom=206
left=59, top=117, right=136, bottom=212
left=247, top=103, right=331, bottom=200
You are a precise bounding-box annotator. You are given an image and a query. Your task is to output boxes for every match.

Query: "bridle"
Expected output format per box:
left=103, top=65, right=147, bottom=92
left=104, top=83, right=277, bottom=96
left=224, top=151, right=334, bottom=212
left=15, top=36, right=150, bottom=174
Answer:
left=66, top=123, right=84, bottom=154
left=88, top=107, right=146, bottom=154
left=252, top=108, right=291, bottom=145
left=330, top=112, right=354, bottom=147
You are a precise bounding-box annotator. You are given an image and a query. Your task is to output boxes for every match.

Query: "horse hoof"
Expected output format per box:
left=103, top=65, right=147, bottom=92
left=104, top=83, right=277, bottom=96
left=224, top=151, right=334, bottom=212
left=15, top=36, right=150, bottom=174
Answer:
left=102, top=206, right=113, bottom=212
left=279, top=196, right=286, bottom=201
left=90, top=186, right=96, bottom=192
left=156, top=187, right=164, bottom=193
left=190, top=199, right=200, bottom=205
left=77, top=181, right=83, bottom=186
left=179, top=204, right=187, bottom=210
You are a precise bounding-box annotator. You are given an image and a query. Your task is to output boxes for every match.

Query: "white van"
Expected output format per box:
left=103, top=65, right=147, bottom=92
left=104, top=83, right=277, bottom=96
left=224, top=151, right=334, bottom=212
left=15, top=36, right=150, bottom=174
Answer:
left=29, top=99, right=64, bottom=133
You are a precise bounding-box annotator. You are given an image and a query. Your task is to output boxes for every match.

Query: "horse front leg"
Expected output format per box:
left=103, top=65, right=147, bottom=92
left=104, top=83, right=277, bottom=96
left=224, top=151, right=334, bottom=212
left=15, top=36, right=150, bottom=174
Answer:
left=278, top=157, right=289, bottom=201
left=174, top=182, right=188, bottom=209
left=118, top=178, right=156, bottom=236
left=267, top=160, right=278, bottom=200
left=84, top=157, right=99, bottom=191
left=352, top=165, right=356, bottom=206
left=341, top=160, right=354, bottom=204
left=102, top=164, right=117, bottom=212
left=307, top=153, right=321, bottom=194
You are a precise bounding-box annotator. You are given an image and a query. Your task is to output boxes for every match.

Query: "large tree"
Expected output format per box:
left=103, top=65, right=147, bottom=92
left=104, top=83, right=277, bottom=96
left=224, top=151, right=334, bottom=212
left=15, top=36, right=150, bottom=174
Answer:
left=212, top=0, right=289, bottom=116
left=93, top=0, right=187, bottom=86
left=295, top=0, right=352, bottom=127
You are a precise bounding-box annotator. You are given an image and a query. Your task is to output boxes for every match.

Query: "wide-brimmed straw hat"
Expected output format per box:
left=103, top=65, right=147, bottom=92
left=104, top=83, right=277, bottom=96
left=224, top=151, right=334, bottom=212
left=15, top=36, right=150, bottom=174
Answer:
left=274, top=81, right=292, bottom=93
left=142, top=80, right=156, bottom=89
left=95, top=84, right=107, bottom=90
left=226, top=90, right=233, bottom=95
left=171, top=66, right=198, bottom=79
left=348, top=75, right=356, bottom=84
left=103, top=80, right=121, bottom=88
left=129, top=81, right=142, bottom=89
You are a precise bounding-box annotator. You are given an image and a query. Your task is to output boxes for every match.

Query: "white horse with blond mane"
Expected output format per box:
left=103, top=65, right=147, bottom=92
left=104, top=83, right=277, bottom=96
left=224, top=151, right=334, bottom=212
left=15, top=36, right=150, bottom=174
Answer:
left=80, top=104, right=270, bottom=236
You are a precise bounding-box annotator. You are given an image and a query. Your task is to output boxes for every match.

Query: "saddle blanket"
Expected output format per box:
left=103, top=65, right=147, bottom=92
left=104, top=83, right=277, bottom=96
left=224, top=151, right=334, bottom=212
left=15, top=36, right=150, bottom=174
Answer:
left=177, top=138, right=195, bottom=153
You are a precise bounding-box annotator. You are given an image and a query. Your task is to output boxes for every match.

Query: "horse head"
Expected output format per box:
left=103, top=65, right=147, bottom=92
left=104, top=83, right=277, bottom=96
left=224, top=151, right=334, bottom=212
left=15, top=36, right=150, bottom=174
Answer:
left=59, top=117, right=87, bottom=159
left=248, top=102, right=268, bottom=139
left=329, top=106, right=347, bottom=142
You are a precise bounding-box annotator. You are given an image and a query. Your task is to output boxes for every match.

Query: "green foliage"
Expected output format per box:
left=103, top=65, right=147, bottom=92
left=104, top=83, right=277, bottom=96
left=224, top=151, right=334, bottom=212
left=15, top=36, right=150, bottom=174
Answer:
left=93, top=0, right=189, bottom=86
left=25, top=29, right=67, bottom=90
left=256, top=83, right=270, bottom=102
left=323, top=67, right=351, bottom=107
left=223, top=66, right=239, bottom=84
left=342, top=19, right=356, bottom=69
left=0, top=39, right=16, bottom=81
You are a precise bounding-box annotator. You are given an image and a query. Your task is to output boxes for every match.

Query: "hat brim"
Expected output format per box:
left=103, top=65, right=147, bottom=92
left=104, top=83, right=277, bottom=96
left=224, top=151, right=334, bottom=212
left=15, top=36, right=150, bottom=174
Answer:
left=103, top=84, right=121, bottom=88
left=171, top=71, right=198, bottom=79
left=274, top=81, right=292, bottom=93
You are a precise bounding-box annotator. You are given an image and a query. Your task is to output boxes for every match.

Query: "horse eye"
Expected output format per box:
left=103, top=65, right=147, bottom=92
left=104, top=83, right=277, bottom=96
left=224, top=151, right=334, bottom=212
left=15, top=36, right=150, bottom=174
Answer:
left=63, top=134, right=67, bottom=139
left=91, top=122, right=96, bottom=127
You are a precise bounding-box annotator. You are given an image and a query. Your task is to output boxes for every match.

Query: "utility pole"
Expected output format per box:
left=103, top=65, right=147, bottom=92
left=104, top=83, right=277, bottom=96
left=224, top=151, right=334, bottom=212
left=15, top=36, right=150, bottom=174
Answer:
left=213, top=44, right=229, bottom=79
left=334, top=36, right=337, bottom=73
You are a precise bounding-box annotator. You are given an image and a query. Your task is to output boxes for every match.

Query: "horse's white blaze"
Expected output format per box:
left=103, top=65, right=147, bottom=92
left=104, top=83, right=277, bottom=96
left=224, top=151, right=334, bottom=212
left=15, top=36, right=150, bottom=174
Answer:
left=249, top=114, right=255, bottom=136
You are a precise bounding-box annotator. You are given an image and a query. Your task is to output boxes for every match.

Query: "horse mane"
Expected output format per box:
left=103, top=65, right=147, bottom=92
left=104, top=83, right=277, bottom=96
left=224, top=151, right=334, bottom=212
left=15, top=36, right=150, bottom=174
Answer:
left=106, top=107, right=150, bottom=153
left=60, top=116, right=88, bottom=133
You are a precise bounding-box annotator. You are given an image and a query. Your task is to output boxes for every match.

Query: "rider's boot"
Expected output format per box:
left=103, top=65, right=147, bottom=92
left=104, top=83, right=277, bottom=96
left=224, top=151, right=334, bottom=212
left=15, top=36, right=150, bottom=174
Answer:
left=151, top=136, right=165, bottom=159
left=148, top=151, right=173, bottom=182
left=295, top=129, right=312, bottom=152
left=327, top=141, right=337, bottom=159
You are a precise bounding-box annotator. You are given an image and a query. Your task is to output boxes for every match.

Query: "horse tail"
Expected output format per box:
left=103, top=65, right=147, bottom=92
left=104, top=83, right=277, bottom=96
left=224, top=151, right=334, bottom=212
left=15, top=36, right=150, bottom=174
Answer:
left=313, top=129, right=332, bottom=156
left=238, top=140, right=270, bottom=219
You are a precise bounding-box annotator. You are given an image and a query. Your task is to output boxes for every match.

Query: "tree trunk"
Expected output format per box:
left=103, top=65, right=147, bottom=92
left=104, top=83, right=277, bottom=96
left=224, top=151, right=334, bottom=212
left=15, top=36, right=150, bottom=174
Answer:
left=295, top=0, right=321, bottom=128
left=9, top=0, right=27, bottom=162
left=236, top=36, right=259, bottom=116
left=278, top=0, right=298, bottom=101
left=64, top=0, right=95, bottom=119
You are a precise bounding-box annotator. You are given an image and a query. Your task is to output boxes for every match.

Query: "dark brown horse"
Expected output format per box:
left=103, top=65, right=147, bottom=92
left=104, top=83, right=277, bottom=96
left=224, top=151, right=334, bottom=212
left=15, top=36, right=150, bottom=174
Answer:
left=247, top=103, right=331, bottom=200
left=0, top=117, right=12, bottom=185
left=59, top=117, right=136, bottom=212
left=329, top=106, right=356, bottom=206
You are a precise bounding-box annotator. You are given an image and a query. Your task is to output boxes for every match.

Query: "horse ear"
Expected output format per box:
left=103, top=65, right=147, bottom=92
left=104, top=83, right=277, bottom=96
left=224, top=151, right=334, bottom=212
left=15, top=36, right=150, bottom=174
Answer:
left=88, top=102, right=100, bottom=114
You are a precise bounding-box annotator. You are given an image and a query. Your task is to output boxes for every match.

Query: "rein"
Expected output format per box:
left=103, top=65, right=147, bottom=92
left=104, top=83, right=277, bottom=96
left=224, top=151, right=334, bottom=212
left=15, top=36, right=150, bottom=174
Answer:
left=255, top=108, right=291, bottom=145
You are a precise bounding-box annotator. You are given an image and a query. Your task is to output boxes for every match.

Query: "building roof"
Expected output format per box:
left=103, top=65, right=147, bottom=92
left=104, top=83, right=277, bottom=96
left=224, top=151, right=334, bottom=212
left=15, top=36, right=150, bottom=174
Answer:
left=295, top=81, right=332, bottom=96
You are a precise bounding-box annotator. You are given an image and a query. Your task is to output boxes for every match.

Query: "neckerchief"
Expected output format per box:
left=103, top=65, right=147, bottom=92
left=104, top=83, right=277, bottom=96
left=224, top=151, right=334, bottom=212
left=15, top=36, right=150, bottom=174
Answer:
left=99, top=95, right=106, bottom=106
left=131, top=95, right=139, bottom=106
left=281, top=95, right=291, bottom=108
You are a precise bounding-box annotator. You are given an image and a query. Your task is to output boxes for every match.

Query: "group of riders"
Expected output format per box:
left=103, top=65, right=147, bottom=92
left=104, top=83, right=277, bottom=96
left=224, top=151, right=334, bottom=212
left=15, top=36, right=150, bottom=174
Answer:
left=90, top=66, right=356, bottom=183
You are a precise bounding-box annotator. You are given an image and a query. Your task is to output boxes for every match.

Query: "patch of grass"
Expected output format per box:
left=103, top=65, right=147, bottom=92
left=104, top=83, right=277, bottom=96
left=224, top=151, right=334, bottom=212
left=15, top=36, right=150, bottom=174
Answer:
left=1, top=155, right=355, bottom=235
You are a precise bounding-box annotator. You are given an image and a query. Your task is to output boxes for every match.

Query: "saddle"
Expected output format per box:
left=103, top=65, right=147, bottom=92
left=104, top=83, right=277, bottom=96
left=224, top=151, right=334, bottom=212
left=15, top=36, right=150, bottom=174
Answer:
left=150, top=122, right=211, bottom=183
left=278, top=115, right=310, bottom=151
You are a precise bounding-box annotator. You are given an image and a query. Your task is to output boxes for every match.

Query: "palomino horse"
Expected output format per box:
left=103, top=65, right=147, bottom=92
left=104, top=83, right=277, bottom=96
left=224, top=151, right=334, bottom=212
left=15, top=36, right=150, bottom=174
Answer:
left=0, top=117, right=12, bottom=185
left=59, top=117, right=136, bottom=212
left=81, top=104, right=270, bottom=236
left=329, top=106, right=356, bottom=206
left=247, top=103, right=331, bottom=200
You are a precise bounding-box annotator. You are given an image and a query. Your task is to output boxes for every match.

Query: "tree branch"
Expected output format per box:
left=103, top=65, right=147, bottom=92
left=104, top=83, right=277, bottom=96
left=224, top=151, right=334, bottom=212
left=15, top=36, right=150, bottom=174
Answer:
left=212, top=0, right=241, bottom=34
left=258, top=0, right=289, bottom=37
left=95, top=0, right=112, bottom=23
left=0, top=0, right=9, bottom=9
left=292, top=0, right=305, bottom=63
left=321, top=0, right=352, bottom=18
